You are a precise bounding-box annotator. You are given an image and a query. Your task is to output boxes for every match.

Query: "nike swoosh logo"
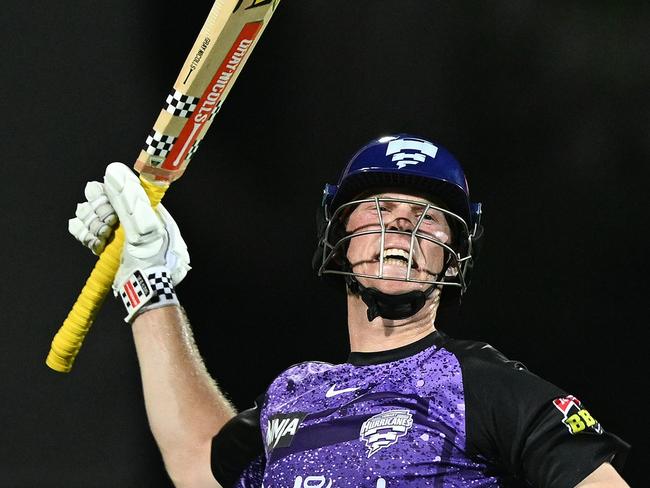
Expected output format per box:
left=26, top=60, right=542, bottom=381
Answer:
left=326, top=385, right=360, bottom=398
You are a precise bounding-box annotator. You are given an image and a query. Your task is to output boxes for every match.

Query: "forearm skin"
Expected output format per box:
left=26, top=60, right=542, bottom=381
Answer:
left=132, top=305, right=234, bottom=487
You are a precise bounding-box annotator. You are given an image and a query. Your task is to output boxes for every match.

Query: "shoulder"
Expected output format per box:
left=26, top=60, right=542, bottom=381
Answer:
left=435, top=331, right=527, bottom=371
left=435, top=331, right=630, bottom=487
left=433, top=331, right=566, bottom=414
left=268, top=360, right=335, bottom=387
left=211, top=360, right=337, bottom=487
left=262, top=360, right=336, bottom=406
left=274, top=360, right=336, bottom=380
left=430, top=333, right=532, bottom=394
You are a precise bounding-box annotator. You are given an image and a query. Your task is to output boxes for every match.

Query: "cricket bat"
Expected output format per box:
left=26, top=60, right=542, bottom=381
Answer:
left=46, top=0, right=281, bottom=373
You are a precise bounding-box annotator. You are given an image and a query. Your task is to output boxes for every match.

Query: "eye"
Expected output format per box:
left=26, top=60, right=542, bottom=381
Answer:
left=417, top=212, right=438, bottom=223
left=366, top=204, right=388, bottom=213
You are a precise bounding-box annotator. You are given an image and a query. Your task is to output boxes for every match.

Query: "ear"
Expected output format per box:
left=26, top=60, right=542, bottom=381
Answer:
left=445, top=265, right=459, bottom=277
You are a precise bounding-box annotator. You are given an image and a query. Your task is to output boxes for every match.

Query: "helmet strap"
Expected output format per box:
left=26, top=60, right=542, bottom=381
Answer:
left=346, top=276, right=441, bottom=322
left=343, top=249, right=455, bottom=322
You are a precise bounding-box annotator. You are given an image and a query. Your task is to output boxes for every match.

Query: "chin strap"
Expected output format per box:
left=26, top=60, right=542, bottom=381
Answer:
left=361, top=283, right=438, bottom=321
left=344, top=253, right=455, bottom=321
left=345, top=274, right=440, bottom=321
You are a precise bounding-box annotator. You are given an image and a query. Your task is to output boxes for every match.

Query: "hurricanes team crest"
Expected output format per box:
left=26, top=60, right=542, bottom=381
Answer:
left=360, top=409, right=413, bottom=457
left=385, top=138, right=438, bottom=169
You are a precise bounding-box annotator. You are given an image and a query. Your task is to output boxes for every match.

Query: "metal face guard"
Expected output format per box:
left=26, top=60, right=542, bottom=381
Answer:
left=318, top=196, right=476, bottom=292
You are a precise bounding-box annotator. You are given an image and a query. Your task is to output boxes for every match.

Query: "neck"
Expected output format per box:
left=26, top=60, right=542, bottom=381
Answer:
left=346, top=289, right=440, bottom=353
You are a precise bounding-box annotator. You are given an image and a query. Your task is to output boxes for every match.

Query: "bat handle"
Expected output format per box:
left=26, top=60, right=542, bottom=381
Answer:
left=45, top=177, right=168, bottom=373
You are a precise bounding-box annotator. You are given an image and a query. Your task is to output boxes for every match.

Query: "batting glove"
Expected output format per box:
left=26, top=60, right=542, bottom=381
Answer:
left=68, top=180, right=118, bottom=255
left=69, top=162, right=191, bottom=322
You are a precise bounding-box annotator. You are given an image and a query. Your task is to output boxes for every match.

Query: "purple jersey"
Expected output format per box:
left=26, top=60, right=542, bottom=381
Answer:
left=211, top=331, right=628, bottom=487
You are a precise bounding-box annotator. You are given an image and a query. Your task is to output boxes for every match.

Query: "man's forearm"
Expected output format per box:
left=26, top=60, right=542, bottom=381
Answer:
left=132, top=305, right=235, bottom=485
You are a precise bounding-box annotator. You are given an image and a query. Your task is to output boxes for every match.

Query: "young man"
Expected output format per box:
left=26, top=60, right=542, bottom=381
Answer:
left=70, top=134, right=630, bottom=487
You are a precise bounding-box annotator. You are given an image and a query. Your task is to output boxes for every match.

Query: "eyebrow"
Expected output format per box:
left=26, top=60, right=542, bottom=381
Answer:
left=369, top=196, right=442, bottom=209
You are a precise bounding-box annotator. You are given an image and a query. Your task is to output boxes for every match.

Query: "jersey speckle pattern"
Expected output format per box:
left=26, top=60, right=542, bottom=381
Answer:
left=214, top=331, right=629, bottom=488
left=258, top=339, right=497, bottom=487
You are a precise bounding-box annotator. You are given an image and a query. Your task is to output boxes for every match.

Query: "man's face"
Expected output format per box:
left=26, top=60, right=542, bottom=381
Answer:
left=345, top=192, right=452, bottom=295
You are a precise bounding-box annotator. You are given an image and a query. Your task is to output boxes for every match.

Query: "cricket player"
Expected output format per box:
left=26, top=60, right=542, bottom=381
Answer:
left=69, top=134, right=630, bottom=487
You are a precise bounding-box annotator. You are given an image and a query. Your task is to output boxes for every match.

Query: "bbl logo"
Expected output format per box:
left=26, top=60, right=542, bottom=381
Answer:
left=553, top=395, right=603, bottom=435
left=359, top=409, right=413, bottom=457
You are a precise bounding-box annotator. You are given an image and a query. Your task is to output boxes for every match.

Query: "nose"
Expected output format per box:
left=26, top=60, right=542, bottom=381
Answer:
left=385, top=205, right=415, bottom=232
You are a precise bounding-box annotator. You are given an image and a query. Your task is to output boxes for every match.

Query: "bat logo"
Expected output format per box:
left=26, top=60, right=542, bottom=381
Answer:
left=183, top=37, right=211, bottom=84
left=164, top=22, right=262, bottom=169
left=233, top=0, right=275, bottom=13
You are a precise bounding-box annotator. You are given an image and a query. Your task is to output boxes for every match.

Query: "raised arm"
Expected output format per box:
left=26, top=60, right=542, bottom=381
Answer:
left=68, top=162, right=236, bottom=487
left=133, top=306, right=235, bottom=487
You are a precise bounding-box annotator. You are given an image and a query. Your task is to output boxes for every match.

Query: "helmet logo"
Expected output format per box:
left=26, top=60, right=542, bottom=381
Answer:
left=386, top=138, right=438, bottom=169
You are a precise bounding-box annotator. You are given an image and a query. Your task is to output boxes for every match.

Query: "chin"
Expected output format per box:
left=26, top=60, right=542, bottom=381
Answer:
left=359, top=276, right=427, bottom=295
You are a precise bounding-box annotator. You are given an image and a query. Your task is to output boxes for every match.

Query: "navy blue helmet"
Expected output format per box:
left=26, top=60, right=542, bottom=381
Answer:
left=313, top=133, right=483, bottom=320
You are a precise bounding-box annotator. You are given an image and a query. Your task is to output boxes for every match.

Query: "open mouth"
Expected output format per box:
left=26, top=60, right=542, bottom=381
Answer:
left=379, top=248, right=419, bottom=270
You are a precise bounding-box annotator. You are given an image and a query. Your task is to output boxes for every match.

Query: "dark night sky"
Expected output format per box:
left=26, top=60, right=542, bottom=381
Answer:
left=1, top=1, right=648, bottom=486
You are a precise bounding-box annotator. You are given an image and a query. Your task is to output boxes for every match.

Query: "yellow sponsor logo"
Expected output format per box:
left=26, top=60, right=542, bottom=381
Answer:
left=563, top=409, right=598, bottom=434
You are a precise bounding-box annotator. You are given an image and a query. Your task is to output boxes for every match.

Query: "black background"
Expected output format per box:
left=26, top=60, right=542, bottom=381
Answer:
left=1, top=1, right=648, bottom=486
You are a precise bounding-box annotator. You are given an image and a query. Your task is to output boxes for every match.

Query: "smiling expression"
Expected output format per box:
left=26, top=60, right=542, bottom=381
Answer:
left=344, top=192, right=452, bottom=294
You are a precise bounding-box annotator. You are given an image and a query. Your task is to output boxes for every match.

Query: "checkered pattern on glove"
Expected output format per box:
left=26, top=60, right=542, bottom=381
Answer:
left=117, top=266, right=179, bottom=323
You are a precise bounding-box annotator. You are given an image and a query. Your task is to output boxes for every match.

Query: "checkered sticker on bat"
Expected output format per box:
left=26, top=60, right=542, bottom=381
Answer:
left=165, top=89, right=200, bottom=117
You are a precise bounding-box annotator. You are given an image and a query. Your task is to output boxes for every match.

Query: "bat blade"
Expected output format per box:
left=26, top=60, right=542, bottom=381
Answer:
left=45, top=0, right=281, bottom=373
left=135, top=0, right=279, bottom=182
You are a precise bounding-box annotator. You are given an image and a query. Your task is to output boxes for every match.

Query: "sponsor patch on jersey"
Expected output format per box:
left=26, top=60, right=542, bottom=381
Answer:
left=266, top=412, right=307, bottom=452
left=552, top=395, right=603, bottom=435
left=359, top=409, right=413, bottom=457
left=292, top=475, right=333, bottom=488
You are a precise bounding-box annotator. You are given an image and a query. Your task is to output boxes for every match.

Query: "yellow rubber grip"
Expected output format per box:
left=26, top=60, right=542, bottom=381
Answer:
left=46, top=177, right=168, bottom=373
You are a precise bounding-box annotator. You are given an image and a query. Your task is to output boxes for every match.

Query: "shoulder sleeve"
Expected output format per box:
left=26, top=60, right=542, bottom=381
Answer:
left=211, top=395, right=265, bottom=488
left=445, top=338, right=630, bottom=488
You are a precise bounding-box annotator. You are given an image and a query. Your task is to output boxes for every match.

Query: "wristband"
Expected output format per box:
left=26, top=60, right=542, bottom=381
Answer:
left=116, top=266, right=179, bottom=323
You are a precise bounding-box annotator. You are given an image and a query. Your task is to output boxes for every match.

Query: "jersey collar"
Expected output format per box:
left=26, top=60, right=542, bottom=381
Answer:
left=347, top=330, right=442, bottom=366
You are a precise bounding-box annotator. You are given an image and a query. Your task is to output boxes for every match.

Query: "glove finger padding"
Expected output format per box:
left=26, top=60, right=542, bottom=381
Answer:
left=75, top=201, right=112, bottom=239
left=68, top=180, right=118, bottom=255
left=68, top=217, right=103, bottom=254
left=84, top=181, right=118, bottom=231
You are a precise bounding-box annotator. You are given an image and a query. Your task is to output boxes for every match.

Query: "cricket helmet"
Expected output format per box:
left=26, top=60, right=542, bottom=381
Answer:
left=313, top=133, right=483, bottom=321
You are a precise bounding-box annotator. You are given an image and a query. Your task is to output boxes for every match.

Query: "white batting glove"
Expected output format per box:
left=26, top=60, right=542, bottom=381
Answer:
left=69, top=162, right=191, bottom=322
left=68, top=181, right=118, bottom=255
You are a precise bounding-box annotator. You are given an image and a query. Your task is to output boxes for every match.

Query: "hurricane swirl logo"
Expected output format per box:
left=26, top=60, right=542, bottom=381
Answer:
left=359, top=409, right=414, bottom=457
left=386, top=138, right=438, bottom=169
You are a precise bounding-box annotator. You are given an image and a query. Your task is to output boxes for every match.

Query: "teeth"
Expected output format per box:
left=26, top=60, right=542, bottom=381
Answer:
left=382, top=248, right=409, bottom=260
left=381, top=248, right=416, bottom=268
